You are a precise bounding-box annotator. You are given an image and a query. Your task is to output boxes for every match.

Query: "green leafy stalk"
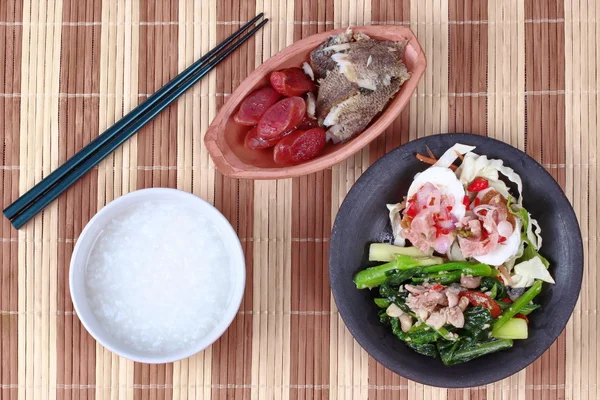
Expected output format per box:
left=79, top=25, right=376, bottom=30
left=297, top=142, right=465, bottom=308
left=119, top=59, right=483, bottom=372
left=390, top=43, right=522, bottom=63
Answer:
left=497, top=301, right=540, bottom=315
left=440, top=339, right=514, bottom=366
left=369, top=243, right=426, bottom=262
left=411, top=263, right=495, bottom=285
left=493, top=280, right=543, bottom=332
left=374, top=298, right=391, bottom=308
left=354, top=255, right=443, bottom=289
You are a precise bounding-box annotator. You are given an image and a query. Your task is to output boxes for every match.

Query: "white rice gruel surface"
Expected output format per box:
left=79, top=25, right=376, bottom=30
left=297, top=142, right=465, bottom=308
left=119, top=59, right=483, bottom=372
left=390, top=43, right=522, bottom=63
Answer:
left=85, top=200, right=231, bottom=354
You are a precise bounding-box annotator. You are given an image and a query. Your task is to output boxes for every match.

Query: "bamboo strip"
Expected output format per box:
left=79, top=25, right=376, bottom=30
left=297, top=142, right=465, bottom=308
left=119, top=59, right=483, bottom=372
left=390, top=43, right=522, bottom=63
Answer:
left=565, top=0, right=582, bottom=398
left=5, top=0, right=600, bottom=398
left=486, top=3, right=527, bottom=397
left=328, top=1, right=370, bottom=399
left=251, top=1, right=293, bottom=398
left=95, top=0, right=138, bottom=399
left=17, top=2, right=62, bottom=400
left=172, top=0, right=216, bottom=398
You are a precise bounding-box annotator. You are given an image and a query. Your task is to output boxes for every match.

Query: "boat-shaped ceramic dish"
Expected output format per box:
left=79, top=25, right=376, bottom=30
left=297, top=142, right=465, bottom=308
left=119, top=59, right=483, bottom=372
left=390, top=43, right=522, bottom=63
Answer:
left=205, top=25, right=426, bottom=179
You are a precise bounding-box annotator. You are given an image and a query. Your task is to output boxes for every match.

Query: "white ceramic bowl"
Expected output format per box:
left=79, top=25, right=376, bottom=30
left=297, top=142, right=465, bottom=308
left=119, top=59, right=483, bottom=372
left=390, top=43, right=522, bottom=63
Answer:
left=69, top=188, right=245, bottom=364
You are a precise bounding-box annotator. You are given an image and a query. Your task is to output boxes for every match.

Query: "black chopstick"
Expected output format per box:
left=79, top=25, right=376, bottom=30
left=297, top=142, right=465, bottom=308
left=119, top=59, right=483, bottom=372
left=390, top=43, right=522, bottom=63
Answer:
left=5, top=17, right=267, bottom=229
left=3, top=13, right=265, bottom=223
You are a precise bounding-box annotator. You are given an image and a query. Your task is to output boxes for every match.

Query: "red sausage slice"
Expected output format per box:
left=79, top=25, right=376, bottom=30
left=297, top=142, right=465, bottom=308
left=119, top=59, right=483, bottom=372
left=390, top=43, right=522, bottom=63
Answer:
left=297, top=115, right=320, bottom=130
left=270, top=68, right=316, bottom=97
left=244, top=127, right=280, bottom=150
left=257, top=97, right=306, bottom=140
left=234, top=86, right=282, bottom=126
left=273, top=127, right=326, bottom=165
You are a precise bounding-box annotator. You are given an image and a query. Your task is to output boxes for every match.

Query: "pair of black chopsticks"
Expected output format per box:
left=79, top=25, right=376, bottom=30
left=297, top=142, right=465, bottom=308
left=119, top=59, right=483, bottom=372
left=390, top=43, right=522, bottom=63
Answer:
left=4, top=14, right=268, bottom=229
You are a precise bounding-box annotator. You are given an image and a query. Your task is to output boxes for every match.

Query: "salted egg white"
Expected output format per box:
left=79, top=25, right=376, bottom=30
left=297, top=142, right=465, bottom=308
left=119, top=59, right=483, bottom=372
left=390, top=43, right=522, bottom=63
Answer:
left=473, top=219, right=522, bottom=266
left=407, top=166, right=467, bottom=221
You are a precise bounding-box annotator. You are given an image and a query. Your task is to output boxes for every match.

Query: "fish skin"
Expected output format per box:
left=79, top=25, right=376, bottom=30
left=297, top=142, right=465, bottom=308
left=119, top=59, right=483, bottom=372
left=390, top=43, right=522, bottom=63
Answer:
left=324, top=77, right=405, bottom=143
left=309, top=29, right=411, bottom=143
left=309, top=30, right=353, bottom=79
left=332, top=39, right=409, bottom=90
left=316, top=71, right=360, bottom=121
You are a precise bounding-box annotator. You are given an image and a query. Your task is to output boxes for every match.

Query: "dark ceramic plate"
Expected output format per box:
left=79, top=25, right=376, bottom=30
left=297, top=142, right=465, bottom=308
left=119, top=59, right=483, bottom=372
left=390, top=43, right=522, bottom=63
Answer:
left=329, top=133, right=583, bottom=388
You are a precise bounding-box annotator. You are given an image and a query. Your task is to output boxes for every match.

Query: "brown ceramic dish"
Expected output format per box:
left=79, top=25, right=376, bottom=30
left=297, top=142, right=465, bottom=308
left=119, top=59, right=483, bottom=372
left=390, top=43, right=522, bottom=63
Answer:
left=205, top=25, right=427, bottom=179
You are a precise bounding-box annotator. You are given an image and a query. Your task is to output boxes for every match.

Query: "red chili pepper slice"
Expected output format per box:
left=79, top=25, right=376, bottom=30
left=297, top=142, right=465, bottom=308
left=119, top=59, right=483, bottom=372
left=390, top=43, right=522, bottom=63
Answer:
left=467, top=177, right=489, bottom=192
left=405, top=202, right=419, bottom=218
left=514, top=314, right=529, bottom=323
left=460, top=291, right=502, bottom=318
left=432, top=284, right=444, bottom=291
left=474, top=197, right=481, bottom=207
left=498, top=236, right=507, bottom=243
left=462, top=195, right=470, bottom=210
left=501, top=297, right=511, bottom=303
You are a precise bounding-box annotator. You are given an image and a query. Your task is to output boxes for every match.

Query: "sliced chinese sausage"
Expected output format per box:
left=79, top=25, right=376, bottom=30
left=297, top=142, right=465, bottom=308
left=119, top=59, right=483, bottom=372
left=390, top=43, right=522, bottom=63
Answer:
left=297, top=116, right=320, bottom=131
left=270, top=68, right=316, bottom=97
left=273, top=127, right=326, bottom=165
left=233, top=86, right=282, bottom=126
left=244, top=127, right=281, bottom=150
left=256, top=97, right=306, bottom=140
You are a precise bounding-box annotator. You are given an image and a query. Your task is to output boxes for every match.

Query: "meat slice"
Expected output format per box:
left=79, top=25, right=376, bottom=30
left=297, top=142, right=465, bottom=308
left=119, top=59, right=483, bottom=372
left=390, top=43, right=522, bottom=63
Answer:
left=244, top=127, right=280, bottom=150
left=425, top=306, right=465, bottom=330
left=273, top=128, right=326, bottom=165
left=270, top=68, right=316, bottom=97
left=234, top=86, right=282, bottom=126
left=256, top=97, right=306, bottom=140
left=460, top=275, right=482, bottom=289
left=445, top=285, right=461, bottom=308
left=442, top=306, right=465, bottom=328
left=406, top=290, right=446, bottom=314
left=425, top=312, right=446, bottom=330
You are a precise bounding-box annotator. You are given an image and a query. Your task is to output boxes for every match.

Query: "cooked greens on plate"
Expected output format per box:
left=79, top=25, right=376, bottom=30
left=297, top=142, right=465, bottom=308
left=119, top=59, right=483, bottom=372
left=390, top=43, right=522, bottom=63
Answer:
left=354, top=143, right=553, bottom=366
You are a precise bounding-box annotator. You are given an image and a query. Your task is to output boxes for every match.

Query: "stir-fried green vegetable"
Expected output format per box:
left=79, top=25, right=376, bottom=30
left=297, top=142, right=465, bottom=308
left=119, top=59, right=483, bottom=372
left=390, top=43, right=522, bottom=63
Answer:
left=493, top=280, right=542, bottom=333
left=438, top=338, right=514, bottom=366
left=354, top=255, right=443, bottom=289
left=369, top=243, right=426, bottom=262
left=355, top=232, right=545, bottom=365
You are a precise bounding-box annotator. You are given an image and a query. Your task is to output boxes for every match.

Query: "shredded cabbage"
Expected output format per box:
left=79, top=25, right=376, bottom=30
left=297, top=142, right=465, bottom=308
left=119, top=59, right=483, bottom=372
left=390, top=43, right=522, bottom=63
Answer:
left=512, top=257, right=555, bottom=288
left=456, top=153, right=524, bottom=205
left=433, top=143, right=476, bottom=169
left=386, top=203, right=406, bottom=246
left=508, top=200, right=544, bottom=252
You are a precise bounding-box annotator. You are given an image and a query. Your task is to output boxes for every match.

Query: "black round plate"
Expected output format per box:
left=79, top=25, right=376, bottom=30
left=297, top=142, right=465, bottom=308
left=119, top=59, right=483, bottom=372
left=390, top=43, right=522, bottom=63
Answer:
left=329, top=133, right=583, bottom=388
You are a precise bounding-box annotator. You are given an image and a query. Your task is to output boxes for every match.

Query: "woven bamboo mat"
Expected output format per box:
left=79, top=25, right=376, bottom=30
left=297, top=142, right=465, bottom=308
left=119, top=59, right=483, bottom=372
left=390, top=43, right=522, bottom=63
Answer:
left=0, top=0, right=597, bottom=399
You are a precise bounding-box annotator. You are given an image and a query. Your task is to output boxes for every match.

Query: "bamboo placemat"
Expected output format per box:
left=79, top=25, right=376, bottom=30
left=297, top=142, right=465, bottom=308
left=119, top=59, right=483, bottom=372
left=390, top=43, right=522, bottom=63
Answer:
left=0, top=0, right=597, bottom=399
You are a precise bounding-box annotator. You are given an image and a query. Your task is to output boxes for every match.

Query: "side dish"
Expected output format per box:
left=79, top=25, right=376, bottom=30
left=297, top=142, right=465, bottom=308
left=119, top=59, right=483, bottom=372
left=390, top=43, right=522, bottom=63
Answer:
left=232, top=28, right=411, bottom=165
left=353, top=144, right=554, bottom=365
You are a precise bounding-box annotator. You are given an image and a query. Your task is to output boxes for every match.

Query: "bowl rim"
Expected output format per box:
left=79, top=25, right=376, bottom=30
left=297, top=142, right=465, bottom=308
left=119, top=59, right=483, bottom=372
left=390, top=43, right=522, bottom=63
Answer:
left=69, top=188, right=246, bottom=364
left=329, top=133, right=584, bottom=387
left=204, top=25, right=427, bottom=179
